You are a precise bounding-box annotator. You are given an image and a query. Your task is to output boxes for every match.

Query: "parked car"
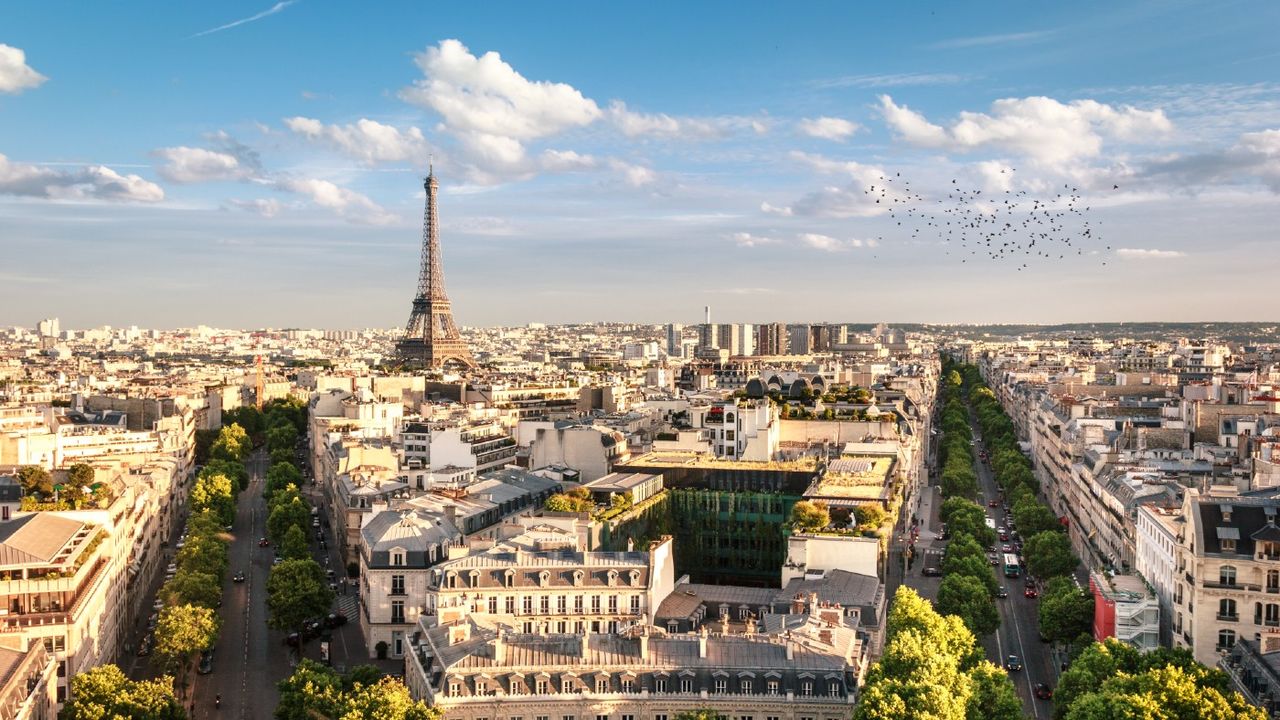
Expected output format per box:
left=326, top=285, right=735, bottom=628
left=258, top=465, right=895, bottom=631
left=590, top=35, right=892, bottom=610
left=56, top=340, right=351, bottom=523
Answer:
left=995, top=586, right=1008, bottom=598
left=258, top=537, right=270, bottom=547
left=988, top=499, right=999, bottom=508
left=272, top=555, right=282, bottom=565
left=1034, top=683, right=1053, bottom=700
left=922, top=566, right=942, bottom=577
left=197, top=649, right=214, bottom=675
left=232, top=571, right=246, bottom=583
left=1005, top=654, right=1023, bottom=672
left=285, top=632, right=300, bottom=647
left=987, top=553, right=999, bottom=566
left=325, top=612, right=348, bottom=629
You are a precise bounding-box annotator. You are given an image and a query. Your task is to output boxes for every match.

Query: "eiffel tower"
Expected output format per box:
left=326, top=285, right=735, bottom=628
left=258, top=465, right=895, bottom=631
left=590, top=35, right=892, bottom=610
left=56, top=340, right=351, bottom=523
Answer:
left=396, top=168, right=476, bottom=369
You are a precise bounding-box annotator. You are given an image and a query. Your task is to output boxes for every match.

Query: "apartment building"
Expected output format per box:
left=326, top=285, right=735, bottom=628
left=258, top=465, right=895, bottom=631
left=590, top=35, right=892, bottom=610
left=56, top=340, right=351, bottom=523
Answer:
left=1090, top=572, right=1160, bottom=650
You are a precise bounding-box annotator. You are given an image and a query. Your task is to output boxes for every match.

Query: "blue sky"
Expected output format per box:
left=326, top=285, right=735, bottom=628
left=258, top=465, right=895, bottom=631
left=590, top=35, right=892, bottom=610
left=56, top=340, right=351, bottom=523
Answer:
left=2, top=1, right=1279, bottom=329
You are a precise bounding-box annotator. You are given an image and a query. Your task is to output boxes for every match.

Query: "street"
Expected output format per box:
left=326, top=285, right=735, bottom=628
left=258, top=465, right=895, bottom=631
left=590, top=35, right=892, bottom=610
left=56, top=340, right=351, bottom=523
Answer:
left=895, top=417, right=1057, bottom=718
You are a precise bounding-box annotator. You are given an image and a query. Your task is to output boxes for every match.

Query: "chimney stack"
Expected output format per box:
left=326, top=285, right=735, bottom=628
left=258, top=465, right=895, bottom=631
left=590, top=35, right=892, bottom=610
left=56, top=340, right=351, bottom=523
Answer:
left=581, top=632, right=590, bottom=658
left=494, top=630, right=506, bottom=664
left=444, top=503, right=457, bottom=528
left=639, top=631, right=649, bottom=660
left=698, top=626, right=708, bottom=658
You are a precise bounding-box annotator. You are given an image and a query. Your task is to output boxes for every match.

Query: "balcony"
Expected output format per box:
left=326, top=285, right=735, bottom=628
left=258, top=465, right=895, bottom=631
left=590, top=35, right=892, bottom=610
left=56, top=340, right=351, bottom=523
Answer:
left=1216, top=613, right=1239, bottom=622
left=1204, top=581, right=1261, bottom=592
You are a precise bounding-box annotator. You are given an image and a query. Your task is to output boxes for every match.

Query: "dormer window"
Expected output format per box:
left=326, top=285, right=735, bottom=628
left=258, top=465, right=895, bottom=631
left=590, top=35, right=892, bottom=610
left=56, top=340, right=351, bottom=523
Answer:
left=469, top=570, right=480, bottom=588
left=539, top=570, right=551, bottom=587
left=1217, top=527, right=1240, bottom=554
left=391, top=550, right=405, bottom=567
left=1222, top=505, right=1234, bottom=523
left=607, top=569, right=618, bottom=586
left=573, top=569, right=584, bottom=587
left=505, top=569, right=516, bottom=588
left=628, top=569, right=640, bottom=586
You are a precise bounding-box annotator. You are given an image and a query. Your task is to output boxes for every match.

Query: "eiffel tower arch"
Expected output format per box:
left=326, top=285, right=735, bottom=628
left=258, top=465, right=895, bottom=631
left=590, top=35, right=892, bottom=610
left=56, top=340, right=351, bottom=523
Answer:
left=396, top=169, right=477, bottom=369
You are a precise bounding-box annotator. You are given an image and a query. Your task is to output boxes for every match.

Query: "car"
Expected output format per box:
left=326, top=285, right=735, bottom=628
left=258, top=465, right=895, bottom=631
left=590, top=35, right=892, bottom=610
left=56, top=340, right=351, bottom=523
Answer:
left=922, top=566, right=942, bottom=577
left=1002, top=545, right=1013, bottom=553
left=995, top=586, right=1008, bottom=598
left=258, top=538, right=270, bottom=547
left=224, top=524, right=233, bottom=532
left=165, top=563, right=177, bottom=574
left=1034, top=683, right=1054, bottom=700
left=1005, top=655, right=1023, bottom=672
left=325, top=612, right=348, bottom=628
left=988, top=499, right=999, bottom=508
left=326, top=569, right=336, bottom=580
left=999, top=531, right=1010, bottom=541
left=272, top=555, right=282, bottom=565
left=988, top=553, right=999, bottom=566
left=1025, top=586, right=1039, bottom=599
left=197, top=649, right=214, bottom=675
left=285, top=632, right=300, bottom=647
left=232, top=571, right=246, bottom=583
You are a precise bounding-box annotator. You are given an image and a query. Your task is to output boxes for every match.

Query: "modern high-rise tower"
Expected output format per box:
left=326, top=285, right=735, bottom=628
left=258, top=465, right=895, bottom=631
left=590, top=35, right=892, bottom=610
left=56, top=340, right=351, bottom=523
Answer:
left=396, top=169, right=476, bottom=369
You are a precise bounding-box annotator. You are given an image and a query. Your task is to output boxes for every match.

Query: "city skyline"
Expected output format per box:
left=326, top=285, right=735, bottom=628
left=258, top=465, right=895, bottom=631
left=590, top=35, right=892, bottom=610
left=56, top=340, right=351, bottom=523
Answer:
left=3, top=1, right=1280, bottom=328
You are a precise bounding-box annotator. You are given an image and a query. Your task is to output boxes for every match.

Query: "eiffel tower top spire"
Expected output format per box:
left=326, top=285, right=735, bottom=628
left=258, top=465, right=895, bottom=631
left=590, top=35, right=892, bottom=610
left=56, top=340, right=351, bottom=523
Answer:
left=396, top=170, right=475, bottom=369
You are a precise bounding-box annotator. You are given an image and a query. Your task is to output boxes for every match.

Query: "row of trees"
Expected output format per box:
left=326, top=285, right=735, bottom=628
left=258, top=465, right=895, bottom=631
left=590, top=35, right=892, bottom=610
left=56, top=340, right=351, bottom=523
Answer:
left=854, top=587, right=1022, bottom=720
left=949, top=360, right=1094, bottom=650
left=935, top=369, right=1002, bottom=638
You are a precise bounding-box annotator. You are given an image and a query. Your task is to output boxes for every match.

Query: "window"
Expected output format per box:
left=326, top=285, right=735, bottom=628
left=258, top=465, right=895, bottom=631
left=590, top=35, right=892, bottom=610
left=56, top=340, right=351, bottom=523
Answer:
left=829, top=682, right=840, bottom=697
left=741, top=679, right=753, bottom=693
left=802, top=680, right=813, bottom=696
left=1266, top=604, right=1279, bottom=627
left=390, top=574, right=405, bottom=595
left=738, top=606, right=749, bottom=620
left=558, top=596, right=567, bottom=614
left=1220, top=565, right=1237, bottom=586
left=522, top=596, right=532, bottom=614
left=630, top=595, right=640, bottom=613
left=449, top=682, right=460, bottom=696
left=536, top=680, right=548, bottom=694
left=510, top=680, right=522, bottom=695
left=1222, top=538, right=1237, bottom=553
left=655, top=678, right=668, bottom=693
left=540, top=596, right=550, bottom=614
left=621, top=678, right=634, bottom=692
left=1175, top=612, right=1183, bottom=634
left=506, top=596, right=516, bottom=614
left=1218, top=628, right=1237, bottom=650
left=562, top=680, right=573, bottom=694
left=592, top=595, right=601, bottom=613
left=668, top=621, right=679, bottom=634
left=575, top=595, right=584, bottom=614
left=656, top=716, right=668, bottom=720
left=726, top=430, right=736, bottom=441
left=596, top=678, right=609, bottom=693
left=597, top=715, right=608, bottom=720
left=488, top=597, right=498, bottom=614
left=391, top=600, right=405, bottom=624
left=557, top=620, right=567, bottom=633
left=608, top=595, right=618, bottom=613
left=1219, top=598, right=1237, bottom=620
left=680, top=678, right=693, bottom=693
left=767, top=680, right=779, bottom=695
left=391, top=551, right=405, bottom=567
left=715, top=679, right=727, bottom=694
left=537, top=716, right=549, bottom=720
left=622, top=715, right=633, bottom=720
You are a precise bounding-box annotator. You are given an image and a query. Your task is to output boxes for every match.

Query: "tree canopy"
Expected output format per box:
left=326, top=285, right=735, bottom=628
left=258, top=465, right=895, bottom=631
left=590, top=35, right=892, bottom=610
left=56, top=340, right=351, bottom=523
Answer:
left=276, top=660, right=438, bottom=720
left=937, top=574, right=1000, bottom=637
left=790, top=500, right=831, bottom=532
left=1039, top=577, right=1094, bottom=644
left=1024, top=531, right=1079, bottom=579
left=61, top=664, right=185, bottom=720
left=267, top=558, right=334, bottom=633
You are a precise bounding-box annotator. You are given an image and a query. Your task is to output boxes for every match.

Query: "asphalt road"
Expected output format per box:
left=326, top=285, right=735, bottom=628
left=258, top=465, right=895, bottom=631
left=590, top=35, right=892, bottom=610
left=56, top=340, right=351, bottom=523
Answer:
left=189, top=450, right=291, bottom=720
left=896, top=418, right=1058, bottom=718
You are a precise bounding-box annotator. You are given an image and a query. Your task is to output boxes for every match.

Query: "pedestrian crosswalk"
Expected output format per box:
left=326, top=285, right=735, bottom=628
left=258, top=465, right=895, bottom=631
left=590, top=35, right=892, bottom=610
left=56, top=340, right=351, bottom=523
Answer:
left=333, top=593, right=358, bottom=618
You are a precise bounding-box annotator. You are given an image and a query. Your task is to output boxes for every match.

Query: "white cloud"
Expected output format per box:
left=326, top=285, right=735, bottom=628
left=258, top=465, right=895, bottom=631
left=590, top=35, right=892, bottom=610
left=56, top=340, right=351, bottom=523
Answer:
left=0, top=44, right=46, bottom=94
left=797, top=116, right=861, bottom=142
left=1115, top=248, right=1186, bottom=259
left=0, top=153, right=163, bottom=202
left=878, top=94, right=1172, bottom=166
left=812, top=72, right=968, bottom=89
left=154, top=146, right=249, bottom=183
left=227, top=198, right=283, bottom=217
left=273, top=176, right=396, bottom=225
left=760, top=202, right=793, bottom=217
left=1142, top=128, right=1280, bottom=191
left=607, top=101, right=758, bottom=140
left=929, top=30, right=1054, bottom=50
left=608, top=159, right=657, bottom=187
left=539, top=149, right=598, bottom=172
left=782, top=152, right=899, bottom=218
left=284, top=116, right=431, bottom=165
left=732, top=232, right=777, bottom=247
left=402, top=39, right=601, bottom=143
left=795, top=233, right=876, bottom=251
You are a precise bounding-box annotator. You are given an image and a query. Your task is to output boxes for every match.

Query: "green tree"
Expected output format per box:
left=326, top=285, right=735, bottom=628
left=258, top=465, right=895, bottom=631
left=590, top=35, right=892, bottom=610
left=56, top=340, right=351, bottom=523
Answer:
left=885, top=587, right=982, bottom=668
left=266, top=423, right=299, bottom=453
left=944, top=555, right=999, bottom=595
left=15, top=465, right=53, bottom=496
left=673, top=710, right=721, bottom=720
left=270, top=447, right=296, bottom=467
left=544, top=488, right=592, bottom=513
left=281, top=524, right=309, bottom=560
left=965, top=660, right=1023, bottom=720
left=938, top=574, right=1000, bottom=637
left=61, top=664, right=185, bottom=720
left=203, top=458, right=249, bottom=493
left=222, top=407, right=264, bottom=436
left=1024, top=531, right=1079, bottom=579
left=265, top=462, right=303, bottom=498
left=268, top=496, right=311, bottom=545
left=176, top=533, right=229, bottom=580
left=853, top=503, right=888, bottom=531
left=1065, top=665, right=1266, bottom=720
left=267, top=559, right=334, bottom=634
left=1013, top=498, right=1062, bottom=537
left=1039, top=577, right=1094, bottom=644
left=153, top=604, right=220, bottom=699
left=191, top=471, right=235, bottom=525
left=790, top=500, right=831, bottom=532
left=162, top=570, right=221, bottom=610
left=210, top=423, right=250, bottom=462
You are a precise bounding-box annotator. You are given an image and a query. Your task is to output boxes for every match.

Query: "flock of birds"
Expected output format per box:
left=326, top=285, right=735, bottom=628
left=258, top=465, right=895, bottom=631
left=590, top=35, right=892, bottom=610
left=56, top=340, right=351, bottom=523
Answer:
left=867, top=167, right=1117, bottom=269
